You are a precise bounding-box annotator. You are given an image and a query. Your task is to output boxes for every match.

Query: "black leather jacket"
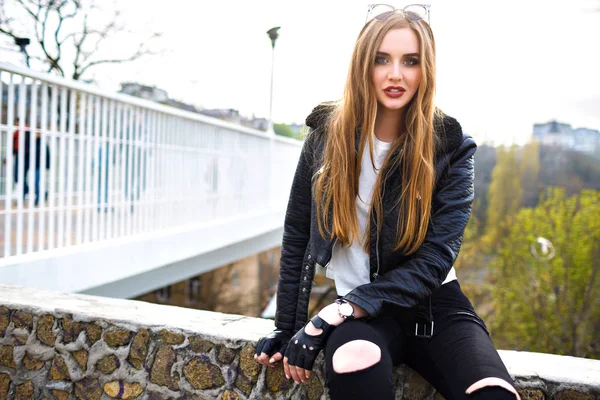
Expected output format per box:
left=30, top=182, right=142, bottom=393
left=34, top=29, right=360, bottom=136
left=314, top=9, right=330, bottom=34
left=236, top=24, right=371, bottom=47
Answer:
left=275, top=104, right=477, bottom=333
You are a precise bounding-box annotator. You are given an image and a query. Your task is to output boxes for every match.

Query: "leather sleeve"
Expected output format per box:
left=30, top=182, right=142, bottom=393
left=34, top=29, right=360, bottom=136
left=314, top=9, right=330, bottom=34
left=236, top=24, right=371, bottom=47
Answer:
left=274, top=133, right=316, bottom=331
left=343, top=136, right=477, bottom=317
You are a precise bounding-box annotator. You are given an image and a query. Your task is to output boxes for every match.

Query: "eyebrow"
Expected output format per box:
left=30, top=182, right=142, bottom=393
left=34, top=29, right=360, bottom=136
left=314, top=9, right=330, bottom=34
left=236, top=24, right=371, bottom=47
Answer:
left=376, top=51, right=420, bottom=57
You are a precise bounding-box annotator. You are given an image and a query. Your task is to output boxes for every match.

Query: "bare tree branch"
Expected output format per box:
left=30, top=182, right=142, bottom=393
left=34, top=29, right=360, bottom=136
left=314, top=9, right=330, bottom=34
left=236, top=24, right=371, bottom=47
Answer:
left=78, top=10, right=121, bottom=65
left=71, top=11, right=88, bottom=74
left=49, top=0, right=80, bottom=75
left=40, top=1, right=50, bottom=45
left=75, top=35, right=161, bottom=80
left=0, top=26, right=19, bottom=40
left=38, top=0, right=61, bottom=73
left=0, top=0, right=161, bottom=80
left=14, top=0, right=38, bottom=20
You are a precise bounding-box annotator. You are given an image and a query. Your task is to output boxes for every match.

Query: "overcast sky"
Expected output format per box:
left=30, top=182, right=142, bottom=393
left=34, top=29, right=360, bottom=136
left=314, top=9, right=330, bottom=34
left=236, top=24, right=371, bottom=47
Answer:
left=2, top=0, right=600, bottom=146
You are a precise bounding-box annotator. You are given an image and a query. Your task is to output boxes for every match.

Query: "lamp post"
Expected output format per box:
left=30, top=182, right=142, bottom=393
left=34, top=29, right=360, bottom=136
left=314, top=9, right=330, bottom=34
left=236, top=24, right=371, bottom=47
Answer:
left=14, top=37, right=30, bottom=68
left=266, top=27, right=280, bottom=134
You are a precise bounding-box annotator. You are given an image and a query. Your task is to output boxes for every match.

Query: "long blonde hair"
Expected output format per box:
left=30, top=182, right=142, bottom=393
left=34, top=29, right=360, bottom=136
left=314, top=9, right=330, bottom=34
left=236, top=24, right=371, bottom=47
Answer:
left=314, top=13, right=439, bottom=255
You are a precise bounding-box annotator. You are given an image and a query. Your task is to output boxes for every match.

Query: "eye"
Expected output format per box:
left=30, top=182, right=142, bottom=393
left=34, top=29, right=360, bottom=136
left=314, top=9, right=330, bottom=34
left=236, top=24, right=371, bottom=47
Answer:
left=375, top=55, right=388, bottom=65
left=404, top=58, right=420, bottom=67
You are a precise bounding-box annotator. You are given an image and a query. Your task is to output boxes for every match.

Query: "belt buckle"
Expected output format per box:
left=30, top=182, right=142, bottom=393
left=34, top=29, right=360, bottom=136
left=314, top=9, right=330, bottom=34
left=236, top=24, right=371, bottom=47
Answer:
left=414, top=320, right=434, bottom=339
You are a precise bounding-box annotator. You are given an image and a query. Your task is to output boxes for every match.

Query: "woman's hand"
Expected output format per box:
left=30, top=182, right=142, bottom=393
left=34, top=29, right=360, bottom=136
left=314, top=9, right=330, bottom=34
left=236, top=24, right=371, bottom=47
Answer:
left=282, top=303, right=346, bottom=383
left=254, top=330, right=293, bottom=368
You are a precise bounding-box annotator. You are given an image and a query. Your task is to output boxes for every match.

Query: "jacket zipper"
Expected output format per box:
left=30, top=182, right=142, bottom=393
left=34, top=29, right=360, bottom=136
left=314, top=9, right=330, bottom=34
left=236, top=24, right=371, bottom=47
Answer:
left=374, top=147, right=403, bottom=280
left=374, top=202, right=382, bottom=280
left=374, top=158, right=393, bottom=280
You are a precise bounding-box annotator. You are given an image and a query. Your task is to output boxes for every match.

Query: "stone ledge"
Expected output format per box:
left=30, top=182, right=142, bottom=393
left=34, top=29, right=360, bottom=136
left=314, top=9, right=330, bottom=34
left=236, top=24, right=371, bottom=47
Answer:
left=0, top=284, right=599, bottom=400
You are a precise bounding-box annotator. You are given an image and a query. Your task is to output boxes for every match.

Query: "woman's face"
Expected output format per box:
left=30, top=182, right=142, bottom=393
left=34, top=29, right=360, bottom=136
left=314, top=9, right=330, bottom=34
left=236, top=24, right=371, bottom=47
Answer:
left=371, top=28, right=422, bottom=112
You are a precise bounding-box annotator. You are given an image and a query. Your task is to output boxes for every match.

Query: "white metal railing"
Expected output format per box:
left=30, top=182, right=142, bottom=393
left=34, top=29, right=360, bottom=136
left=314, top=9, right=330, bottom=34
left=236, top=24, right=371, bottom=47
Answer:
left=0, top=62, right=301, bottom=260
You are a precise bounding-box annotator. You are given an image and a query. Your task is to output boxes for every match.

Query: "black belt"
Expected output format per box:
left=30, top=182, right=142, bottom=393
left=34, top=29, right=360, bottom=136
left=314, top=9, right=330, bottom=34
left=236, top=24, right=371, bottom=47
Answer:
left=414, top=296, right=434, bottom=339
left=336, top=294, right=434, bottom=338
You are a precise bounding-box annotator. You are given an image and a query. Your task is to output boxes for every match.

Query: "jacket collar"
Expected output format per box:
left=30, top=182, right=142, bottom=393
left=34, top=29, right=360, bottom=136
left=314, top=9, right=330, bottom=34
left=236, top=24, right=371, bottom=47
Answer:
left=305, top=102, right=464, bottom=157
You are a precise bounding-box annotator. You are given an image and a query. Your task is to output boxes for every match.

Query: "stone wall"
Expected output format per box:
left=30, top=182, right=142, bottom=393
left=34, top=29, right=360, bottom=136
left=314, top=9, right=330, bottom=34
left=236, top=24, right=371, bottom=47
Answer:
left=0, top=284, right=599, bottom=400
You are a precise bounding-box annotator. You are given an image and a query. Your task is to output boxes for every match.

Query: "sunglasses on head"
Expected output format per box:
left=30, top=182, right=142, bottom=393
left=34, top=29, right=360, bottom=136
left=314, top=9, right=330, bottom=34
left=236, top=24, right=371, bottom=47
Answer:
left=365, top=4, right=431, bottom=25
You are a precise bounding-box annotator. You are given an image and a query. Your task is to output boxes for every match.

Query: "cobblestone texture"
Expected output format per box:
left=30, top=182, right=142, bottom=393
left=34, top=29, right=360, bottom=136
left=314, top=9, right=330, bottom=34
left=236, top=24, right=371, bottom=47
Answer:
left=0, top=291, right=597, bottom=400
left=128, top=328, right=150, bottom=370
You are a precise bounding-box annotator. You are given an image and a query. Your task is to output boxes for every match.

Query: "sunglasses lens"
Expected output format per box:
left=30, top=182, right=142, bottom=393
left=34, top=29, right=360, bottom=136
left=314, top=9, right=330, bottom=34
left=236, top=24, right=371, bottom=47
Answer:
left=403, top=5, right=427, bottom=22
left=375, top=10, right=395, bottom=21
left=368, top=5, right=395, bottom=22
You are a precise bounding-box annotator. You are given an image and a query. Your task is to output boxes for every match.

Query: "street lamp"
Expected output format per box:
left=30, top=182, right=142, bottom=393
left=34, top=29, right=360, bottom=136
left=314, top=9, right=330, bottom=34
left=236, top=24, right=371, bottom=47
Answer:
left=266, top=27, right=280, bottom=134
left=14, top=37, right=30, bottom=68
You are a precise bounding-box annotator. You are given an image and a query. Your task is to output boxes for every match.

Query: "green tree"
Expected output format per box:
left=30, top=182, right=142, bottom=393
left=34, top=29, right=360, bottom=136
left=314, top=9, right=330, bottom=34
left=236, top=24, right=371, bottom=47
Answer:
left=274, top=123, right=301, bottom=140
left=472, top=144, right=497, bottom=231
left=484, top=145, right=523, bottom=249
left=518, top=140, right=541, bottom=208
left=538, top=145, right=600, bottom=195
left=490, top=187, right=600, bottom=359
left=473, top=142, right=600, bottom=237
left=454, top=200, right=495, bottom=318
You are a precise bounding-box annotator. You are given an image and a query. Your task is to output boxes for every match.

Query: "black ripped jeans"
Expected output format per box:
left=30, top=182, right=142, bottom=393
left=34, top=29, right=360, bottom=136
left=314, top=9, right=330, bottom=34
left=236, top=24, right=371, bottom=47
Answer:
left=324, top=281, right=517, bottom=400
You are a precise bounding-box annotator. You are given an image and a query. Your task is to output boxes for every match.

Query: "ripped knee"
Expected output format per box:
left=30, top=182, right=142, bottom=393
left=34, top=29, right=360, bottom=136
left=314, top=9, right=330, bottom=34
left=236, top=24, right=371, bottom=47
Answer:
left=332, top=339, right=381, bottom=374
left=466, top=377, right=521, bottom=400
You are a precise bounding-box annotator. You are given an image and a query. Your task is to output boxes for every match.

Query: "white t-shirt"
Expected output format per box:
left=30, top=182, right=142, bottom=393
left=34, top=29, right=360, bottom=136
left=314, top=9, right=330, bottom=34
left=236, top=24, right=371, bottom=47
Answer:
left=327, top=135, right=456, bottom=296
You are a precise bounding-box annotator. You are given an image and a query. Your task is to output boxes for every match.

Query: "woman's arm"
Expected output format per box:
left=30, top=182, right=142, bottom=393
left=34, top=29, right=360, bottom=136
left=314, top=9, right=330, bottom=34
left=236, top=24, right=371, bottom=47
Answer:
left=343, top=136, right=477, bottom=317
left=274, top=132, right=318, bottom=331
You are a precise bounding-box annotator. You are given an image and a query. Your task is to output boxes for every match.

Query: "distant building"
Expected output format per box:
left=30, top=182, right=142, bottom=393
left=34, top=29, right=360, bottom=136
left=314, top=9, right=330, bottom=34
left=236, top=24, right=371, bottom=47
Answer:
left=120, top=82, right=169, bottom=103
left=251, top=117, right=269, bottom=131
left=165, top=99, right=197, bottom=113
left=533, top=120, right=600, bottom=156
left=119, top=83, right=271, bottom=132
left=198, top=109, right=269, bottom=132
left=119, top=82, right=199, bottom=114
left=198, top=108, right=242, bottom=124
left=572, top=128, right=600, bottom=154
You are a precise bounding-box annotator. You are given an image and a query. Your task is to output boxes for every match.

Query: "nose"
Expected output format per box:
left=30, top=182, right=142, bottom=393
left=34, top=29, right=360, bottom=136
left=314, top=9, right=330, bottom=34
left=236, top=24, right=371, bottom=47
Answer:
left=388, top=61, right=403, bottom=82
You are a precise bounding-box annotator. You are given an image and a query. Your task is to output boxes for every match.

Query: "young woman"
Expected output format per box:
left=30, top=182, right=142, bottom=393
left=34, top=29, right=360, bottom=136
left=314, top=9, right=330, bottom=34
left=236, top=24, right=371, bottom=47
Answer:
left=255, top=5, right=520, bottom=400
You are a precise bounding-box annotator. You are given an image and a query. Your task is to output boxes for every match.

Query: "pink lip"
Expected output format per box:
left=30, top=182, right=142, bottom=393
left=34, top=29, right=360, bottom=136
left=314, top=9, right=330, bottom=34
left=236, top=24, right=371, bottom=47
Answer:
left=383, top=86, right=405, bottom=98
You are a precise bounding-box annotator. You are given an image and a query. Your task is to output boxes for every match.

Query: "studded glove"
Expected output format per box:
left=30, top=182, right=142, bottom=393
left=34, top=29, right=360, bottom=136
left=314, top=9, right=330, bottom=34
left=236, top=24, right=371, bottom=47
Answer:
left=255, top=329, right=293, bottom=358
left=284, top=315, right=336, bottom=371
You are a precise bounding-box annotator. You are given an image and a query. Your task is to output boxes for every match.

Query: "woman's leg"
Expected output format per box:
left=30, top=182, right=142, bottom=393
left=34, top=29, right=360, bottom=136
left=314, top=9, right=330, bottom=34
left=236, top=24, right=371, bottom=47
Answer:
left=324, top=318, right=404, bottom=400
left=403, top=283, right=519, bottom=400
left=469, top=386, right=520, bottom=400
left=406, top=318, right=518, bottom=399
